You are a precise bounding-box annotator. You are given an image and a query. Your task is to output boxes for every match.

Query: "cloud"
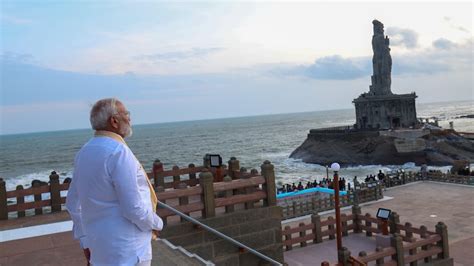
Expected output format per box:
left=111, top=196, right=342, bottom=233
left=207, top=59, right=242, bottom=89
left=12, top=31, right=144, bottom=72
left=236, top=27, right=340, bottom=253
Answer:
left=272, top=38, right=472, bottom=80
left=432, top=38, right=457, bottom=50
left=133, top=47, right=224, bottom=62
left=299, top=55, right=371, bottom=80
left=386, top=27, right=419, bottom=49
left=1, top=14, right=33, bottom=25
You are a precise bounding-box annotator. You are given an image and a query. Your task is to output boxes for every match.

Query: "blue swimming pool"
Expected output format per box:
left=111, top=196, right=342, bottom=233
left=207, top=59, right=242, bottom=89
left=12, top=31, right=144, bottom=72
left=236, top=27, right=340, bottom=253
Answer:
left=276, top=187, right=347, bottom=199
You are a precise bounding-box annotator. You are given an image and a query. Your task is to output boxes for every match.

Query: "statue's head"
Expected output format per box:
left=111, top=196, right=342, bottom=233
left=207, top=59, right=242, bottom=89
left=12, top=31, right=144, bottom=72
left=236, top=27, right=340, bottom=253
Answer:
left=372, top=19, right=384, bottom=35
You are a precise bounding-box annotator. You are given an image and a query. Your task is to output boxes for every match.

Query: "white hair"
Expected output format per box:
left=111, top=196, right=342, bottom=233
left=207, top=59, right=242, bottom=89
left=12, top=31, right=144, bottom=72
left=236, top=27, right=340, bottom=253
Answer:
left=90, top=98, right=119, bottom=130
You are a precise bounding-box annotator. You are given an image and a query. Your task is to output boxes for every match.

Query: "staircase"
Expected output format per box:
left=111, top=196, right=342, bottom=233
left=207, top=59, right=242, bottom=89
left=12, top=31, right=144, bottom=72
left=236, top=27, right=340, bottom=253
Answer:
left=152, top=238, right=215, bottom=266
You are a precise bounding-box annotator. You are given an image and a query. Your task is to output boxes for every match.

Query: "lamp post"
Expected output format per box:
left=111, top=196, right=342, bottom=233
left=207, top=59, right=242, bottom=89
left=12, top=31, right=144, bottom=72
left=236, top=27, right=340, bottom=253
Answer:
left=331, top=162, right=343, bottom=253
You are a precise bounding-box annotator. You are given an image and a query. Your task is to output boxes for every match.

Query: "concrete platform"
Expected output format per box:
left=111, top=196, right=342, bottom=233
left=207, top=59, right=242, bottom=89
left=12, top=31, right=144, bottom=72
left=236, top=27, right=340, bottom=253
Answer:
left=284, top=181, right=474, bottom=265
left=285, top=234, right=376, bottom=265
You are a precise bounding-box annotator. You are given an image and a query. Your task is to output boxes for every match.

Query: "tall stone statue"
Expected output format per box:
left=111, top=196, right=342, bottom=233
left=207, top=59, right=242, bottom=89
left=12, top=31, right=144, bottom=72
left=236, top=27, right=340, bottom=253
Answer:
left=369, top=20, right=392, bottom=95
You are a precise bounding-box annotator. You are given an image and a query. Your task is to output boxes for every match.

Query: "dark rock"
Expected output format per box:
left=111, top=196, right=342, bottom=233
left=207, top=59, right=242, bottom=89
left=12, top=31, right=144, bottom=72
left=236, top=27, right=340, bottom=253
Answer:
left=290, top=129, right=474, bottom=166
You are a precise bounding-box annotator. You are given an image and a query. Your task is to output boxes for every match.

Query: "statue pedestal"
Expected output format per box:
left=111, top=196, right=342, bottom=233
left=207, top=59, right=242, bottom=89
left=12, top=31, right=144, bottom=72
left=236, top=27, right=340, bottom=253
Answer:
left=375, top=234, right=391, bottom=248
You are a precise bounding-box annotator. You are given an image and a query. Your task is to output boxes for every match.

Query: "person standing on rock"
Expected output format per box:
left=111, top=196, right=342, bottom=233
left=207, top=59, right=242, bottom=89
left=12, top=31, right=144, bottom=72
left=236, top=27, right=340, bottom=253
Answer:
left=66, top=98, right=163, bottom=266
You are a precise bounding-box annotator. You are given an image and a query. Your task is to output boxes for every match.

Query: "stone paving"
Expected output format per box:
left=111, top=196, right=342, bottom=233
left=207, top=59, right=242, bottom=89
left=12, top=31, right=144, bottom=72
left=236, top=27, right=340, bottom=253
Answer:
left=283, top=181, right=474, bottom=265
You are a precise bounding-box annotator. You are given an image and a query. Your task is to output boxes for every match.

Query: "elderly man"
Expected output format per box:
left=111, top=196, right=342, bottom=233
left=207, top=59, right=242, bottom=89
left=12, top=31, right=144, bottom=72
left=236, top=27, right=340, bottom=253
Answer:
left=66, top=98, right=163, bottom=266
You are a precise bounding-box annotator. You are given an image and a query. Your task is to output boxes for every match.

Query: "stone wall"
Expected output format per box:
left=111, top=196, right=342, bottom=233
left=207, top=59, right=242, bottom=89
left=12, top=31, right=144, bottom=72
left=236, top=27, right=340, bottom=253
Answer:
left=158, top=206, right=284, bottom=266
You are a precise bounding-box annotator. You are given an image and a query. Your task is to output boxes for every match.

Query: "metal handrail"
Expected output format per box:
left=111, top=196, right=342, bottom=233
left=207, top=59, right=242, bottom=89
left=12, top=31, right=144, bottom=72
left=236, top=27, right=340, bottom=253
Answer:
left=158, top=202, right=283, bottom=266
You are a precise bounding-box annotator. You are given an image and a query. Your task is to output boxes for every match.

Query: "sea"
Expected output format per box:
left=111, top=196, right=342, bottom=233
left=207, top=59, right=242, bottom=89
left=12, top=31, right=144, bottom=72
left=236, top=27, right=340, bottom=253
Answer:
left=0, top=100, right=473, bottom=192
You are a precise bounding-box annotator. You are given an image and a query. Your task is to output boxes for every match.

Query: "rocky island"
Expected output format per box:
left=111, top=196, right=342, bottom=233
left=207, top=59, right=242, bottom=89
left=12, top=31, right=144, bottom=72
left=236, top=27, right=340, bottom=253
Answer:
left=290, top=20, right=474, bottom=166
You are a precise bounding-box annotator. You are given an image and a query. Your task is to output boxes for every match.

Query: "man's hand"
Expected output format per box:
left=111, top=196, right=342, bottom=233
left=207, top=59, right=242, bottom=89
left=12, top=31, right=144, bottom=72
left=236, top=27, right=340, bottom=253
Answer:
left=83, top=248, right=91, bottom=265
left=152, top=230, right=159, bottom=240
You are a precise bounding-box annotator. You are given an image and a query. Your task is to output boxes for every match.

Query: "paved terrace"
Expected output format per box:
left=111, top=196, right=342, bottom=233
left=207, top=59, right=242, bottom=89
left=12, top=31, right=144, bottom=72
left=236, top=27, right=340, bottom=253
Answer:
left=1, top=181, right=473, bottom=265
left=283, top=181, right=474, bottom=266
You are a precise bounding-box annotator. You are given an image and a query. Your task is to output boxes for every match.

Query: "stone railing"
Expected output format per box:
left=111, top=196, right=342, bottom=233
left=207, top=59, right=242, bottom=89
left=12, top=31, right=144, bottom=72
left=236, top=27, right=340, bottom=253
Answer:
left=282, top=206, right=451, bottom=265
left=382, top=171, right=474, bottom=188
left=0, top=172, right=70, bottom=220
left=148, top=157, right=258, bottom=189
left=278, top=182, right=382, bottom=220
left=0, top=156, right=269, bottom=221
left=156, top=161, right=277, bottom=225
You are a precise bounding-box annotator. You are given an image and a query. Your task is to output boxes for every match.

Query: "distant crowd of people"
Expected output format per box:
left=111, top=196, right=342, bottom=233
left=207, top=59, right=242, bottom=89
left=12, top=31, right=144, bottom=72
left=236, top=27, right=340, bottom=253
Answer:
left=278, top=170, right=390, bottom=195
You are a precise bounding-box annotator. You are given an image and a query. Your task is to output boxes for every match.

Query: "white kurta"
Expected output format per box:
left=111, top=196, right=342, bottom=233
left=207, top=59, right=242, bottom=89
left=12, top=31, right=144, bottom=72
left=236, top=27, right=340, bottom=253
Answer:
left=66, top=136, right=163, bottom=266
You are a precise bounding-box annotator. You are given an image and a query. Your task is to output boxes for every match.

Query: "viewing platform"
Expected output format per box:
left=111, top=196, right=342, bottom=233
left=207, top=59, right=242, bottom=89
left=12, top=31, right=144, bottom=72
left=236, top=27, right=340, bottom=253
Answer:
left=1, top=157, right=473, bottom=265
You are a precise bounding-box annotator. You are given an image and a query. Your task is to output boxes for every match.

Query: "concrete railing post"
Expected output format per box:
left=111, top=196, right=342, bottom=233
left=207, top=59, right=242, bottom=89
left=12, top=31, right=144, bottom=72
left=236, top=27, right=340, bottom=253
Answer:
left=352, top=204, right=362, bottom=233
left=49, top=171, right=61, bottom=212
left=177, top=182, right=189, bottom=222
left=389, top=212, right=400, bottom=234
left=391, top=233, right=405, bottom=266
left=328, top=216, right=335, bottom=240
left=365, top=213, right=373, bottom=237
left=341, top=213, right=348, bottom=236
left=375, top=247, right=384, bottom=265
left=203, top=154, right=211, bottom=169
left=223, top=176, right=234, bottom=213
left=0, top=178, right=7, bottom=220
left=337, top=246, right=351, bottom=266
left=436, top=222, right=449, bottom=259
left=312, top=213, right=322, bottom=243
left=152, top=159, right=164, bottom=188
left=261, top=160, right=276, bottom=207
left=172, top=165, right=180, bottom=188
left=199, top=170, right=215, bottom=218
left=32, top=180, right=43, bottom=215
left=188, top=163, right=197, bottom=185
left=16, top=185, right=25, bottom=217
left=227, top=157, right=240, bottom=179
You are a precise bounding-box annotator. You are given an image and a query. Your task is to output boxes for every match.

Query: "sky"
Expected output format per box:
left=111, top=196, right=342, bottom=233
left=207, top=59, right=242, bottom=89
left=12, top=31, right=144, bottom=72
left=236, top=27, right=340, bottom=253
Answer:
left=0, top=1, right=473, bottom=135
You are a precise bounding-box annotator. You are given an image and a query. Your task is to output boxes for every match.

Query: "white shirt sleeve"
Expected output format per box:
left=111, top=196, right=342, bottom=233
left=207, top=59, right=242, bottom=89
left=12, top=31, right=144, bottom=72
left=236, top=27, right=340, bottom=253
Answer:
left=65, top=171, right=88, bottom=248
left=108, top=146, right=163, bottom=232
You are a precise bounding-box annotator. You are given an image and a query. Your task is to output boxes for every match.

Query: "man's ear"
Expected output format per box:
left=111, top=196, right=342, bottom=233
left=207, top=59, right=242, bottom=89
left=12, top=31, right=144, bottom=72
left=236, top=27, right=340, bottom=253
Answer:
left=110, top=116, right=119, bottom=129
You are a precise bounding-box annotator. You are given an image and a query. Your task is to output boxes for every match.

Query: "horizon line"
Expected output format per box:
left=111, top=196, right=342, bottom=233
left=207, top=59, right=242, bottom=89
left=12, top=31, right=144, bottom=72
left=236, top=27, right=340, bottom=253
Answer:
left=1, top=99, right=472, bottom=137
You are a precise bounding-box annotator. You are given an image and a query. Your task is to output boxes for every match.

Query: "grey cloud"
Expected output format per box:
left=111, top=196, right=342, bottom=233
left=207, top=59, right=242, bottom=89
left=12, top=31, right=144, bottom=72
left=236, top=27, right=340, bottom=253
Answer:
left=304, top=55, right=371, bottom=79
left=274, top=55, right=371, bottom=80
left=273, top=39, right=472, bottom=80
left=455, top=26, right=469, bottom=33
left=134, top=47, right=224, bottom=62
left=433, top=38, right=457, bottom=50
left=386, top=27, right=419, bottom=49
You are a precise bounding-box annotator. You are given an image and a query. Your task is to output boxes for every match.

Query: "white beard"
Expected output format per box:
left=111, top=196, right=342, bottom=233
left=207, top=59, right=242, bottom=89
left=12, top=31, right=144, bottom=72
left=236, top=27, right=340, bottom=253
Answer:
left=120, top=123, right=133, bottom=138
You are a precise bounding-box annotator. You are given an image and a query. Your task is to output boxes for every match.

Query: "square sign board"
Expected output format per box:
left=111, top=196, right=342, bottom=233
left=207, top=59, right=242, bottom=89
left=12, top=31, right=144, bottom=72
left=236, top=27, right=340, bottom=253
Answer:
left=209, top=154, right=222, bottom=167
left=376, top=208, right=392, bottom=220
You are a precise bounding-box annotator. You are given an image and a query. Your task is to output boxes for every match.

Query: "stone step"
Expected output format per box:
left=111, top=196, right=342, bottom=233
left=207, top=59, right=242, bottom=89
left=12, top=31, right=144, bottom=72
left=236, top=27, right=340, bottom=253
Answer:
left=152, top=238, right=215, bottom=266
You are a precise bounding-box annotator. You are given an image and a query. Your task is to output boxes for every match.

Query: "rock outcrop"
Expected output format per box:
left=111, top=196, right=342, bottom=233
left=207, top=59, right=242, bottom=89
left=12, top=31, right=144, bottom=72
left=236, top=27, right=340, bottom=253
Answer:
left=290, top=128, right=474, bottom=166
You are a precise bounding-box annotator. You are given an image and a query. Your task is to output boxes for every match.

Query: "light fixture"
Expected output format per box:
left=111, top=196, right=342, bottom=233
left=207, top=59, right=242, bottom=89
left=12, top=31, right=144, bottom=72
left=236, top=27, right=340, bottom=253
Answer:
left=331, top=162, right=340, bottom=172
